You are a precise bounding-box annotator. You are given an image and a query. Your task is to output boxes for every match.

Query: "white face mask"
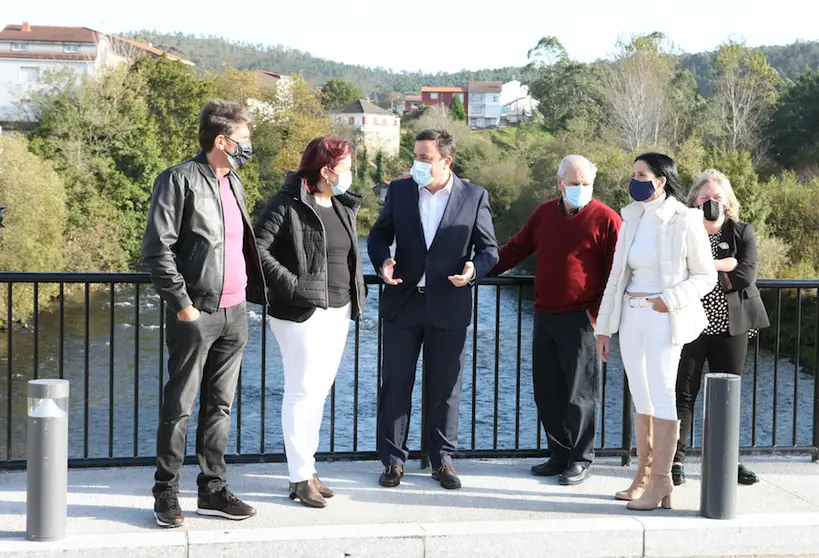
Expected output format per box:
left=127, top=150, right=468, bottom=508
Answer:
left=330, top=170, right=353, bottom=196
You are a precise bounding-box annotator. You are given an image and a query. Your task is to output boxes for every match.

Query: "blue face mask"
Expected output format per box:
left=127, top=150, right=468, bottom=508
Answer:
left=629, top=178, right=656, bottom=202
left=411, top=160, right=435, bottom=187
left=564, top=185, right=593, bottom=209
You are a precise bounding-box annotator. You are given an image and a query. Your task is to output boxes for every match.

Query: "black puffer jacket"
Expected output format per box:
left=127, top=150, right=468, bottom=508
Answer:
left=253, top=173, right=366, bottom=322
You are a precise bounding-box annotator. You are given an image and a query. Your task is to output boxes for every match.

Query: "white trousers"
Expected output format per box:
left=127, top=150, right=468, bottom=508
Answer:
left=268, top=303, right=351, bottom=482
left=618, top=301, right=682, bottom=421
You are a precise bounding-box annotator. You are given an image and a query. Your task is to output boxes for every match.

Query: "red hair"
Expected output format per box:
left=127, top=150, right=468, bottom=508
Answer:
left=296, top=136, right=353, bottom=193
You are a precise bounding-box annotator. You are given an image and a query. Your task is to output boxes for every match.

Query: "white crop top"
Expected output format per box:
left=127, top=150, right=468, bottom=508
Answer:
left=627, top=195, right=665, bottom=294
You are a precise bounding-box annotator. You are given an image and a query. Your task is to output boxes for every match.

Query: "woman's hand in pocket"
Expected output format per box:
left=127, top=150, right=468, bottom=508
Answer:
left=596, top=335, right=610, bottom=362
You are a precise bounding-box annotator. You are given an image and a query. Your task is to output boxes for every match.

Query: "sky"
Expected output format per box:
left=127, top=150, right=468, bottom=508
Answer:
left=4, top=0, right=819, bottom=73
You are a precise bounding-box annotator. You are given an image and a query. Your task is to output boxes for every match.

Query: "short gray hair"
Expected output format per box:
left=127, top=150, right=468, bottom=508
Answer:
left=557, top=155, right=598, bottom=183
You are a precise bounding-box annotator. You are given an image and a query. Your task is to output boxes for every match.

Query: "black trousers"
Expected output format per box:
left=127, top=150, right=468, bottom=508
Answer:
left=532, top=310, right=599, bottom=465
left=675, top=331, right=748, bottom=463
left=377, top=291, right=467, bottom=470
left=153, top=302, right=248, bottom=495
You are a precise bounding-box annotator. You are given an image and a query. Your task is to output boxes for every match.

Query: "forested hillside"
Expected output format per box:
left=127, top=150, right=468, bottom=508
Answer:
left=123, top=30, right=819, bottom=95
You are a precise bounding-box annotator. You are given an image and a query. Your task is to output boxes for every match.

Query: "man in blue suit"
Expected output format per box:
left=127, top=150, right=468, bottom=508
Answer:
left=368, top=129, right=499, bottom=490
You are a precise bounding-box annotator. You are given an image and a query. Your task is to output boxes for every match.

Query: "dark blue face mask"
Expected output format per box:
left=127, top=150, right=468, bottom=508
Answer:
left=629, top=178, right=656, bottom=202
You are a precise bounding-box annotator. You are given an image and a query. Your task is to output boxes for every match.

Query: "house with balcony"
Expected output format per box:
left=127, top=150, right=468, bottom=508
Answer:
left=0, top=22, right=192, bottom=122
left=333, top=99, right=400, bottom=158
left=468, top=81, right=502, bottom=129
left=421, top=86, right=468, bottom=115
left=500, top=79, right=538, bottom=126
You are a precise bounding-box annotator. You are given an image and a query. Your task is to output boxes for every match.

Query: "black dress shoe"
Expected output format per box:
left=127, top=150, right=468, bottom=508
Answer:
left=531, top=458, right=567, bottom=477
left=432, top=465, right=462, bottom=490
left=378, top=465, right=404, bottom=487
left=671, top=464, right=686, bottom=486
left=738, top=463, right=758, bottom=485
left=559, top=462, right=591, bottom=485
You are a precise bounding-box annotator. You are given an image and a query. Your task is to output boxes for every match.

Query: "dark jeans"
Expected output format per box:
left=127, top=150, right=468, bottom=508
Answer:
left=153, top=302, right=248, bottom=496
left=675, top=331, right=748, bottom=463
left=532, top=310, right=600, bottom=466
left=377, top=291, right=467, bottom=470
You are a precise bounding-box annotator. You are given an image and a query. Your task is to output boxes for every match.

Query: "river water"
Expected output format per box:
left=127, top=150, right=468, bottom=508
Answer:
left=1, top=239, right=815, bottom=462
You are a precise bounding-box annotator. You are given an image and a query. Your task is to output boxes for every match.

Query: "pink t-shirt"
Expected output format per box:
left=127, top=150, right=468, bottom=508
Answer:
left=219, top=176, right=247, bottom=308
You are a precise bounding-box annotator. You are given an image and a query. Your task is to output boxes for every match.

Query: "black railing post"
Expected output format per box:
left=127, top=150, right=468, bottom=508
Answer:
left=621, top=374, right=633, bottom=466
left=813, top=290, right=819, bottom=461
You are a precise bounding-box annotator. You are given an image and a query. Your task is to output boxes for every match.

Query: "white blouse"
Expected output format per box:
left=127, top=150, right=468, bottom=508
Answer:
left=626, top=195, right=665, bottom=294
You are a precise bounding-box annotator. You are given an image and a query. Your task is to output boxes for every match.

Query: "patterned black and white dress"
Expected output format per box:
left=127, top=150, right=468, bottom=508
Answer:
left=702, top=234, right=730, bottom=336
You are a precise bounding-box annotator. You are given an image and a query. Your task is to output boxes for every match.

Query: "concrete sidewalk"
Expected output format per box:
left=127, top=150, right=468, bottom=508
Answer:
left=1, top=457, right=818, bottom=557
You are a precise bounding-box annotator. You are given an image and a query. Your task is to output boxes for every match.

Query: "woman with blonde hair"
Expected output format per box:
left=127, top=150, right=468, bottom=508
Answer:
left=672, top=169, right=769, bottom=486
left=595, top=153, right=716, bottom=511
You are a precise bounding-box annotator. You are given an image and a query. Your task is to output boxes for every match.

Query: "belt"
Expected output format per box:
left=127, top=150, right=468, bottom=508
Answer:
left=626, top=296, right=656, bottom=308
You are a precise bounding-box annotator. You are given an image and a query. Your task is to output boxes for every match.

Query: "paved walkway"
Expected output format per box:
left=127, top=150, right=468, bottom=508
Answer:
left=1, top=457, right=818, bottom=557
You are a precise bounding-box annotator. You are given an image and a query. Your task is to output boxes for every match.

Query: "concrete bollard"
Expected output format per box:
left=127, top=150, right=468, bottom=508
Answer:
left=26, top=379, right=69, bottom=541
left=700, top=373, right=741, bottom=520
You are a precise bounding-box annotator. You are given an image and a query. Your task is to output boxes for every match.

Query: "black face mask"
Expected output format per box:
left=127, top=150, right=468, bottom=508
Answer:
left=702, top=199, right=723, bottom=221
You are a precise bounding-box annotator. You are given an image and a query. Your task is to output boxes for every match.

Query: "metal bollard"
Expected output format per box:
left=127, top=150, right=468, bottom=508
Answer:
left=26, top=379, right=69, bottom=541
left=700, top=373, right=741, bottom=520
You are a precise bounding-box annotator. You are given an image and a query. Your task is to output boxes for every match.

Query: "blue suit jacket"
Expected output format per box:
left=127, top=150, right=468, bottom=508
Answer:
left=367, top=175, right=499, bottom=329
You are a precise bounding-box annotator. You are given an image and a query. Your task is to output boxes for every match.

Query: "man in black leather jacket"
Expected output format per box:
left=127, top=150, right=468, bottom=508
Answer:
left=141, top=100, right=265, bottom=528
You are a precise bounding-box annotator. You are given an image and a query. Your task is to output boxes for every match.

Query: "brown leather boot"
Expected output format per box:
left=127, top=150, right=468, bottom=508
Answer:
left=616, top=413, right=653, bottom=501
left=313, top=473, right=334, bottom=498
left=628, top=417, right=678, bottom=511
left=288, top=477, right=326, bottom=508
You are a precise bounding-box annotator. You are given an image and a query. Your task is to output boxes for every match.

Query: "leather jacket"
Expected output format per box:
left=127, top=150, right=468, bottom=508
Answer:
left=141, top=152, right=266, bottom=313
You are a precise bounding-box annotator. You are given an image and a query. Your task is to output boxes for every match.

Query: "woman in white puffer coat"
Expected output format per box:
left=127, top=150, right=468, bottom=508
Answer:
left=595, top=153, right=716, bottom=512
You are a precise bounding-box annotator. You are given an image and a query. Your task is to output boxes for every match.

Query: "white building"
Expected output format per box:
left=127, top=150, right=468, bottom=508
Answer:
left=468, top=81, right=503, bottom=129
left=334, top=99, right=400, bottom=158
left=0, top=23, right=192, bottom=122
left=500, top=80, right=538, bottom=126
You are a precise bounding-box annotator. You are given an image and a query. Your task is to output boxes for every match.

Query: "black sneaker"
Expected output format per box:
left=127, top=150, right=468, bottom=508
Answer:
left=154, top=492, right=184, bottom=528
left=197, top=487, right=257, bottom=520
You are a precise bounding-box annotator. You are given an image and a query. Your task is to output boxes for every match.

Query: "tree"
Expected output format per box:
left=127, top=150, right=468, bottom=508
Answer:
left=449, top=95, right=466, bottom=120
left=601, top=33, right=677, bottom=151
left=768, top=70, right=819, bottom=167
left=666, top=69, right=708, bottom=147
left=704, top=147, right=768, bottom=233
left=321, top=78, right=363, bottom=111
left=0, top=134, right=67, bottom=326
left=709, top=41, right=781, bottom=156
left=525, top=36, right=603, bottom=133
left=374, top=150, right=386, bottom=184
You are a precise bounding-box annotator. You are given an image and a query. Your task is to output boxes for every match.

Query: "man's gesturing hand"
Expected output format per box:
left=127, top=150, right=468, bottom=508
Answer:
left=381, top=258, right=402, bottom=286
left=448, top=261, right=475, bottom=287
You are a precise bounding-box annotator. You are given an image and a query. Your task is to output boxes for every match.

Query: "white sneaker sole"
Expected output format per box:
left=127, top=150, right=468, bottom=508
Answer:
left=154, top=512, right=183, bottom=528
left=196, top=507, right=254, bottom=520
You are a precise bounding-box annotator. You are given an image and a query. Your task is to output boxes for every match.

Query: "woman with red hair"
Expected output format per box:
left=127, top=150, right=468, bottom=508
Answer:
left=254, top=136, right=366, bottom=508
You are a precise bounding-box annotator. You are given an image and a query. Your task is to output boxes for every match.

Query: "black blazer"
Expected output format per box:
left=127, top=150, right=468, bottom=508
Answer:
left=715, top=219, right=770, bottom=335
left=367, top=175, right=499, bottom=330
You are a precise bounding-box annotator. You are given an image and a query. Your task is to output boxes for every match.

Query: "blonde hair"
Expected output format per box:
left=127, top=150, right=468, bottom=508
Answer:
left=687, top=169, right=741, bottom=221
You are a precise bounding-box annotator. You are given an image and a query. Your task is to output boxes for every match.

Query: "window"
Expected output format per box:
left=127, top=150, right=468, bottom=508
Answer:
left=457, top=93, right=464, bottom=102
left=471, top=93, right=484, bottom=102
left=362, top=116, right=367, bottom=125
left=64, top=44, right=80, bottom=53
left=20, top=67, right=39, bottom=83
left=349, top=116, right=355, bottom=125
left=491, top=95, right=499, bottom=103
left=430, top=92, right=439, bottom=100
left=11, top=43, right=28, bottom=52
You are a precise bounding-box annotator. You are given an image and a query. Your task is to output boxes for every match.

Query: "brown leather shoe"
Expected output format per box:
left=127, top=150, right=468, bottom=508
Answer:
left=288, top=478, right=326, bottom=508
left=378, top=465, right=404, bottom=487
left=313, top=473, right=334, bottom=498
left=432, top=465, right=462, bottom=490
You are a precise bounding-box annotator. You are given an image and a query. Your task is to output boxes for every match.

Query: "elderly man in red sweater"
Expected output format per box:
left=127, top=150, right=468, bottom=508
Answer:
left=491, top=155, right=621, bottom=485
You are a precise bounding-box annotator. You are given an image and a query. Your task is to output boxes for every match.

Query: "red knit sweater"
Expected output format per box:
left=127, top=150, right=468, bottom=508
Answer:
left=491, top=198, right=621, bottom=317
